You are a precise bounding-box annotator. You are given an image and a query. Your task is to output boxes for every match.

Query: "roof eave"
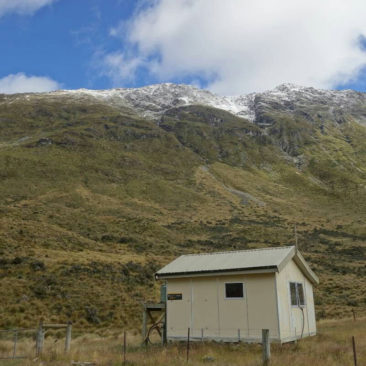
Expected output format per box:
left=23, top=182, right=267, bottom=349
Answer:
left=277, top=246, right=296, bottom=272
left=293, top=251, right=319, bottom=285
left=155, top=265, right=278, bottom=280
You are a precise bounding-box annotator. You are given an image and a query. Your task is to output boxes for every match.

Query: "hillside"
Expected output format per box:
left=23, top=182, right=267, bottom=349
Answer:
left=0, top=84, right=365, bottom=330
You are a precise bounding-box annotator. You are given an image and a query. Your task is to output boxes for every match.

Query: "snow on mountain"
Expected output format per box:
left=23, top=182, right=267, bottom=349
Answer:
left=53, top=83, right=256, bottom=121
left=5, top=82, right=366, bottom=124
left=255, top=83, right=366, bottom=109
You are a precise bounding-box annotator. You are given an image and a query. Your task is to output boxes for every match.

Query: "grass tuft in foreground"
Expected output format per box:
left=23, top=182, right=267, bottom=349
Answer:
left=0, top=318, right=364, bottom=366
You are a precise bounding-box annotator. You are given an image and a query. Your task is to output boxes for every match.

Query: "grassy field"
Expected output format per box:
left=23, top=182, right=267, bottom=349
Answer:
left=0, top=95, right=365, bottom=330
left=0, top=318, right=364, bottom=366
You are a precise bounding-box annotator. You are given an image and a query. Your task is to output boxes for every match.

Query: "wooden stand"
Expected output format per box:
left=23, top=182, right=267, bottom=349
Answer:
left=142, top=302, right=166, bottom=345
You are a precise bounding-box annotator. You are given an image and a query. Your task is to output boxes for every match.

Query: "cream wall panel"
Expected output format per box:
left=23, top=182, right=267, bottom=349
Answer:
left=166, top=279, right=192, bottom=338
left=217, top=275, right=248, bottom=339
left=245, top=274, right=279, bottom=339
left=305, top=280, right=316, bottom=334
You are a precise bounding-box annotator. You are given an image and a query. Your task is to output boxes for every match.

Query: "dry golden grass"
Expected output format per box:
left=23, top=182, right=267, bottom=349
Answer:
left=0, top=317, right=364, bottom=366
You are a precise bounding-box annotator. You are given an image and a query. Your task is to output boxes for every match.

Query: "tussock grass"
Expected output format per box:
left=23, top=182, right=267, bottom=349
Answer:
left=0, top=99, right=365, bottom=330
left=0, top=318, right=364, bottom=366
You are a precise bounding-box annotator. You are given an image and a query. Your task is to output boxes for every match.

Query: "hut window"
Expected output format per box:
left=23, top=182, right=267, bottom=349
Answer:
left=290, top=282, right=297, bottom=305
left=297, top=283, right=305, bottom=306
left=290, top=282, right=305, bottom=306
left=225, top=283, right=244, bottom=298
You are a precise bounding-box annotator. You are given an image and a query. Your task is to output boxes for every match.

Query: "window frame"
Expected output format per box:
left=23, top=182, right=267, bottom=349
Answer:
left=289, top=281, right=306, bottom=307
left=224, top=282, right=245, bottom=300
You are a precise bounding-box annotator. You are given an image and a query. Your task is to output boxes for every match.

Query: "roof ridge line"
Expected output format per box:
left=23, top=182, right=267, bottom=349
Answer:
left=180, top=245, right=295, bottom=258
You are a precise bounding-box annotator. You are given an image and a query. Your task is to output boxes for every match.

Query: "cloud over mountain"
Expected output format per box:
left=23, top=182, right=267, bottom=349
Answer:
left=0, top=73, right=60, bottom=94
left=104, top=0, right=366, bottom=94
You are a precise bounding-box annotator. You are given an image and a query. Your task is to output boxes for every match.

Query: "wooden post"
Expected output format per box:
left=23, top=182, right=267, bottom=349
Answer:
left=352, top=309, right=356, bottom=322
left=12, top=330, right=18, bottom=359
left=142, top=307, right=147, bottom=345
left=161, top=310, right=166, bottom=346
left=123, top=331, right=126, bottom=365
left=65, top=321, right=72, bottom=353
left=36, top=320, right=44, bottom=357
left=186, top=328, right=190, bottom=363
left=201, top=328, right=204, bottom=342
left=352, top=336, right=357, bottom=366
left=162, top=309, right=167, bottom=346
left=238, top=329, right=241, bottom=342
left=262, top=329, right=270, bottom=366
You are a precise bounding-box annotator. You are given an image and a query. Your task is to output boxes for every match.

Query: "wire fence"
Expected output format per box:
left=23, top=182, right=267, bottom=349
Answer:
left=0, top=328, right=36, bottom=360
left=0, top=321, right=72, bottom=360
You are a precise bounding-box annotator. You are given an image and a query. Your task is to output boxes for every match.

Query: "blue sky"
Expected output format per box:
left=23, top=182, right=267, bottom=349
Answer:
left=0, top=0, right=138, bottom=90
left=1, top=0, right=366, bottom=95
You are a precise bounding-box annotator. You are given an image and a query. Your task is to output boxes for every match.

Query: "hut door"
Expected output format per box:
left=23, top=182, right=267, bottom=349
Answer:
left=191, top=278, right=220, bottom=339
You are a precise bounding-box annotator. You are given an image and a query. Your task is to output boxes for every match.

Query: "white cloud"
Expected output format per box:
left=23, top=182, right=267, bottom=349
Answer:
left=0, top=0, right=57, bottom=17
left=101, top=52, right=145, bottom=84
left=104, top=0, right=366, bottom=94
left=0, top=73, right=60, bottom=94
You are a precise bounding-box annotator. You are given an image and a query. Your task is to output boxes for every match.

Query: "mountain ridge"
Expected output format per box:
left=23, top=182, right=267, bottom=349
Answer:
left=2, top=83, right=366, bottom=125
left=0, top=82, right=365, bottom=330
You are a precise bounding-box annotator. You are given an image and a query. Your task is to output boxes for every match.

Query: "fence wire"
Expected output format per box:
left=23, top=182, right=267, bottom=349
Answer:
left=0, top=328, right=36, bottom=360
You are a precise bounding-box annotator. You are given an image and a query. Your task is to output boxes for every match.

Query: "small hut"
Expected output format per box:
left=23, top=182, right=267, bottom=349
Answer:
left=155, top=246, right=318, bottom=343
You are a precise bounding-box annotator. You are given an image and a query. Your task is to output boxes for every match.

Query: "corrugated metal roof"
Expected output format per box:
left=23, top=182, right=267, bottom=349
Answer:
left=156, top=246, right=295, bottom=278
